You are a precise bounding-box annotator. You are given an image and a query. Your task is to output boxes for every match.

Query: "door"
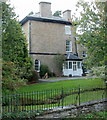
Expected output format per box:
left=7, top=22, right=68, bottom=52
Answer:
left=73, top=61, right=78, bottom=76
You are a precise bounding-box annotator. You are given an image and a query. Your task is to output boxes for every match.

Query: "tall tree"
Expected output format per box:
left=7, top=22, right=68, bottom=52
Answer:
left=73, top=1, right=107, bottom=69
left=2, top=2, right=32, bottom=91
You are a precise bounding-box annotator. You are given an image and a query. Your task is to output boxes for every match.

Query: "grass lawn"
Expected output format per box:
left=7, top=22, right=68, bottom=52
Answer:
left=17, top=78, right=105, bottom=93
left=2, top=78, right=106, bottom=113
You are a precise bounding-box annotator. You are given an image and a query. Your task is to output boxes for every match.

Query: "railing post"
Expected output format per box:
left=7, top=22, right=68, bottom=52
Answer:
left=61, top=87, right=64, bottom=108
left=78, top=86, right=80, bottom=106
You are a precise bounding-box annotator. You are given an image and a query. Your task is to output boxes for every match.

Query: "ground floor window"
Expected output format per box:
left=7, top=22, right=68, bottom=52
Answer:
left=35, top=59, right=40, bottom=72
left=73, top=62, right=77, bottom=71
left=64, top=61, right=81, bottom=70
left=77, top=61, right=81, bottom=69
left=69, top=62, right=72, bottom=69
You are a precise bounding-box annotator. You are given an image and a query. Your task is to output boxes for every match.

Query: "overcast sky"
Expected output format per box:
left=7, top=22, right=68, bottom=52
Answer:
left=9, top=0, right=100, bottom=21
left=10, top=0, right=81, bottom=21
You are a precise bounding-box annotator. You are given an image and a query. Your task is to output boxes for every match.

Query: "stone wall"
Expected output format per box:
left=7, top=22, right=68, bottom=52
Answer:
left=36, top=98, right=107, bottom=118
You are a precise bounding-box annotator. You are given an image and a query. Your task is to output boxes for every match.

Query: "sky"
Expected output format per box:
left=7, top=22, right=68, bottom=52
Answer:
left=10, top=0, right=80, bottom=21
left=9, top=0, right=103, bottom=21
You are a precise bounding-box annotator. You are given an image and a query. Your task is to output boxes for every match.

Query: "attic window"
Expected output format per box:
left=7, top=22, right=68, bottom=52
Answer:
left=65, top=25, right=71, bottom=35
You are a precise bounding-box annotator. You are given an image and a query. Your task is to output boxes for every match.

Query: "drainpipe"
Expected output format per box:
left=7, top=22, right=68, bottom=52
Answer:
left=29, top=20, right=32, bottom=53
left=74, top=37, right=78, bottom=56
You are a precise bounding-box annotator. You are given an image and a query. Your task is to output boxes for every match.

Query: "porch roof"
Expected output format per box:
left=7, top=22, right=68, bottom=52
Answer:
left=66, top=53, right=82, bottom=61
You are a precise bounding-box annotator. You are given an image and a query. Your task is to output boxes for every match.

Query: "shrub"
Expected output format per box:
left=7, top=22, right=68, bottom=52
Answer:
left=28, top=70, right=39, bottom=83
left=2, top=62, right=27, bottom=93
left=40, top=65, right=50, bottom=78
left=88, top=66, right=105, bottom=78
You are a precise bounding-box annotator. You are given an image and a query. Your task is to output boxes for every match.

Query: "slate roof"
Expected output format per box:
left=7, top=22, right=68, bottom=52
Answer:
left=20, top=16, right=72, bottom=26
left=66, top=53, right=82, bottom=61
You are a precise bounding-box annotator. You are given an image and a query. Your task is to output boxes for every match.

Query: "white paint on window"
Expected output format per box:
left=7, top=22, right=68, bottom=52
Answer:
left=66, top=40, right=72, bottom=52
left=35, top=59, right=40, bottom=72
left=65, top=25, right=71, bottom=35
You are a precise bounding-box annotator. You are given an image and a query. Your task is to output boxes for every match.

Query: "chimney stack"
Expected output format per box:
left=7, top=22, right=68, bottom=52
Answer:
left=39, top=2, right=52, bottom=17
left=63, top=10, right=71, bottom=21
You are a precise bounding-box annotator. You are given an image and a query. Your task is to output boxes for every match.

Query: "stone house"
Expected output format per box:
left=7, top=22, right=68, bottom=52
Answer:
left=20, top=2, right=85, bottom=76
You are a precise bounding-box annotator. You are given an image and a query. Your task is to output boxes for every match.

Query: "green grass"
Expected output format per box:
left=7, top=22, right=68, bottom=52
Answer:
left=3, top=90, right=105, bottom=113
left=17, top=78, right=105, bottom=93
left=78, top=111, right=107, bottom=118
left=2, top=78, right=106, bottom=113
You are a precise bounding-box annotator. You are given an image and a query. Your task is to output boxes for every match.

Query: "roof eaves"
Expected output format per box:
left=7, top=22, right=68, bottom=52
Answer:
left=20, top=16, right=72, bottom=26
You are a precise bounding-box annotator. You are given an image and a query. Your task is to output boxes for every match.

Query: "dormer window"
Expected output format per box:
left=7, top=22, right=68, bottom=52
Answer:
left=65, top=25, right=71, bottom=35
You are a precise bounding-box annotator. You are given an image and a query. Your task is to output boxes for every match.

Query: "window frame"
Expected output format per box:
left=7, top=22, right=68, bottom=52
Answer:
left=77, top=62, right=81, bottom=69
left=73, top=62, right=77, bottom=71
left=65, top=25, right=71, bottom=35
left=66, top=40, right=72, bottom=52
left=35, top=59, right=40, bottom=72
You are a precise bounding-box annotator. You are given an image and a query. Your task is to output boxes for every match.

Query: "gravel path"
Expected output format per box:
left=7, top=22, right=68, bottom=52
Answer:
left=38, top=76, right=96, bottom=83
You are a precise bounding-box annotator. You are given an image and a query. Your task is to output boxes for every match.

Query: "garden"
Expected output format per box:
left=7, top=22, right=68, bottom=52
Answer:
left=2, top=78, right=106, bottom=118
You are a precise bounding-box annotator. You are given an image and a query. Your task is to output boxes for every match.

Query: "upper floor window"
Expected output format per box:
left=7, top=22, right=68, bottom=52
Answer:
left=65, top=25, right=71, bottom=35
left=35, top=59, right=40, bottom=72
left=66, top=40, right=72, bottom=52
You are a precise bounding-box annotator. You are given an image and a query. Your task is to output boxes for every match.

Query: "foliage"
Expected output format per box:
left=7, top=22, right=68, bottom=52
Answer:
left=73, top=2, right=107, bottom=68
left=2, top=2, right=32, bottom=91
left=53, top=10, right=62, bottom=17
left=2, top=62, right=27, bottom=93
left=28, top=11, right=34, bottom=15
left=40, top=64, right=51, bottom=78
left=54, top=55, right=65, bottom=73
left=28, top=70, right=39, bottom=83
left=88, top=66, right=105, bottom=78
left=2, top=110, right=44, bottom=119
left=78, top=111, right=107, bottom=119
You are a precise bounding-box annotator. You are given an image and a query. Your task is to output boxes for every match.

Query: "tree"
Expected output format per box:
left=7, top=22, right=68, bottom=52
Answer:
left=2, top=2, right=32, bottom=92
left=72, top=1, right=107, bottom=82
left=53, top=10, right=62, bottom=17
left=73, top=2, right=107, bottom=69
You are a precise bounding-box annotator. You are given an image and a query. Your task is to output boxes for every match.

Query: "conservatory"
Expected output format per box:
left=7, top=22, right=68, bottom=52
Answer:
left=63, top=53, right=83, bottom=76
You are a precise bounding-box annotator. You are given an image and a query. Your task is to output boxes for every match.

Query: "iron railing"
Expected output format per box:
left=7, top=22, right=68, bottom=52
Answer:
left=2, top=86, right=106, bottom=113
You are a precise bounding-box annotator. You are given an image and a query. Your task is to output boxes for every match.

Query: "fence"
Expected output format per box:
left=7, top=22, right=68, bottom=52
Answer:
left=2, top=86, right=106, bottom=114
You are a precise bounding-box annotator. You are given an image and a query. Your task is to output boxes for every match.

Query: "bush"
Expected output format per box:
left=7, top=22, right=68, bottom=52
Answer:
left=2, top=62, right=27, bottom=92
left=40, top=65, right=56, bottom=78
left=2, top=110, right=44, bottom=119
left=28, top=70, right=39, bottom=83
left=88, top=66, right=105, bottom=78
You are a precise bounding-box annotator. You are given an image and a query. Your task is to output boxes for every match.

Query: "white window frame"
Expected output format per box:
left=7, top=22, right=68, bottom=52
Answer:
left=69, top=62, right=72, bottom=69
left=64, top=61, right=68, bottom=69
left=64, top=61, right=72, bottom=69
left=65, top=25, right=71, bottom=35
left=73, top=62, right=77, bottom=71
left=66, top=40, right=72, bottom=52
left=35, top=59, right=40, bottom=72
left=77, top=61, right=81, bottom=69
